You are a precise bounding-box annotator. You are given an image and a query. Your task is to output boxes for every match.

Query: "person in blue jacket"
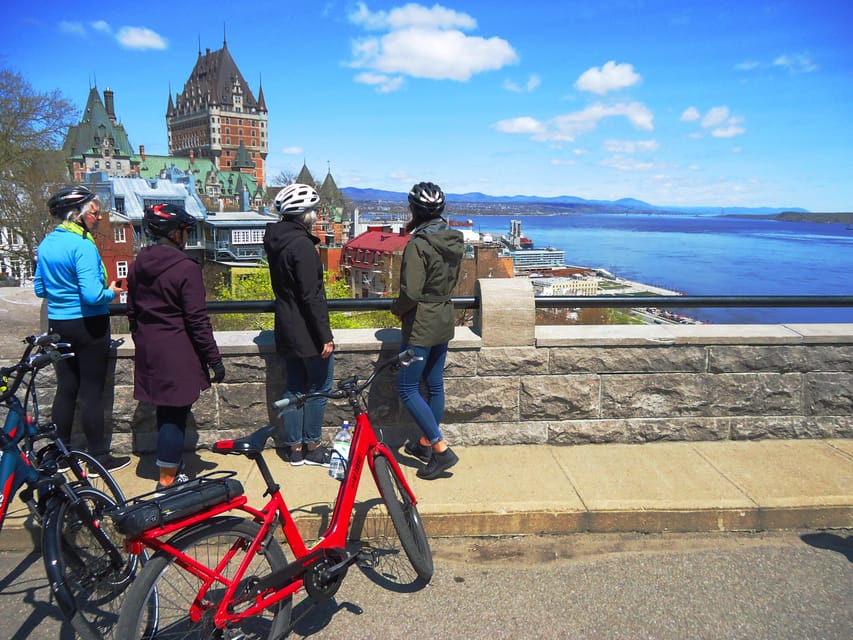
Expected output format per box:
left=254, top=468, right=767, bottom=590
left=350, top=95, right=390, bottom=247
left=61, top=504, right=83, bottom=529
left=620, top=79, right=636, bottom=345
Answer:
left=34, top=185, right=130, bottom=472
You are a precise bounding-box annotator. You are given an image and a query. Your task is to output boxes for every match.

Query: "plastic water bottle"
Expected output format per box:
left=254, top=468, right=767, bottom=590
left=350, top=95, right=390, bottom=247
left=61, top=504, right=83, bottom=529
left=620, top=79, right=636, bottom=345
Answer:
left=329, top=420, right=351, bottom=480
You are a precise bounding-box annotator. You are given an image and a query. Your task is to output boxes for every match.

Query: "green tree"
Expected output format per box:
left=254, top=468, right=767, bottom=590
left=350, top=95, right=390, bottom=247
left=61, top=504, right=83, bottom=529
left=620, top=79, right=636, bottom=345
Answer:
left=0, top=67, right=77, bottom=275
left=211, top=265, right=398, bottom=331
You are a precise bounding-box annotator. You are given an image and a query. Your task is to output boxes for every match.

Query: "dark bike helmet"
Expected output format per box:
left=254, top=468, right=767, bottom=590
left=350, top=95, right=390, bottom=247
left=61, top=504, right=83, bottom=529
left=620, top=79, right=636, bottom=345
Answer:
left=408, top=181, right=445, bottom=217
left=143, top=203, right=196, bottom=238
left=273, top=183, right=320, bottom=217
left=48, top=185, right=97, bottom=220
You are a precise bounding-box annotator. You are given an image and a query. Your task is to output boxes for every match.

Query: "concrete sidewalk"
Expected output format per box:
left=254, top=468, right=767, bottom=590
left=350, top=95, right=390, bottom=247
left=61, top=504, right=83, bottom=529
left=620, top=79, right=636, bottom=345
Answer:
left=2, top=439, right=851, bottom=550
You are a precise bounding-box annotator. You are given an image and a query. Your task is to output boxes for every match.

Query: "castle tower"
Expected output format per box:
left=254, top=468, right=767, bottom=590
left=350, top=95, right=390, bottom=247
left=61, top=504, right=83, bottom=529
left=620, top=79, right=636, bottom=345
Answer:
left=167, top=39, right=268, bottom=186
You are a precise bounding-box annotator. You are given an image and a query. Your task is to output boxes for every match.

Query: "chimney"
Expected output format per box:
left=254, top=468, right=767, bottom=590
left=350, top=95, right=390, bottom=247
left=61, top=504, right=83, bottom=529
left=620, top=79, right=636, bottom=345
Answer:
left=139, top=145, right=146, bottom=162
left=104, top=87, right=116, bottom=124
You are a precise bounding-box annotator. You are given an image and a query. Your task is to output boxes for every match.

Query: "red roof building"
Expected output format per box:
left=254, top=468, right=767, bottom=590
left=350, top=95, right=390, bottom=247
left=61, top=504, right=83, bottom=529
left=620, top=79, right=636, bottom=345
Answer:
left=342, top=225, right=410, bottom=297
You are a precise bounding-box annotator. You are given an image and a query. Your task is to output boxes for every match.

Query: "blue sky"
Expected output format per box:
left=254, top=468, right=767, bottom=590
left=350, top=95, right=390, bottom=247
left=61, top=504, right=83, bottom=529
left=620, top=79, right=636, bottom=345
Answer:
left=2, top=1, right=851, bottom=211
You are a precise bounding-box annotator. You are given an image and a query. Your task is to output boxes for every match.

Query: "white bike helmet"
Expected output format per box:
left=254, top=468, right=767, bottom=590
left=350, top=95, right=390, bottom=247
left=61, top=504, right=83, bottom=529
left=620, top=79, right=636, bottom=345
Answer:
left=274, top=183, right=320, bottom=217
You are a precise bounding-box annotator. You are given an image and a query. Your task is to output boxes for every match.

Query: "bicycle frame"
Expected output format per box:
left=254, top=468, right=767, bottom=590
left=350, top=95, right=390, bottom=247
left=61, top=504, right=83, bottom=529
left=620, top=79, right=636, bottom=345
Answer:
left=0, top=395, right=40, bottom=531
left=124, top=367, right=421, bottom=630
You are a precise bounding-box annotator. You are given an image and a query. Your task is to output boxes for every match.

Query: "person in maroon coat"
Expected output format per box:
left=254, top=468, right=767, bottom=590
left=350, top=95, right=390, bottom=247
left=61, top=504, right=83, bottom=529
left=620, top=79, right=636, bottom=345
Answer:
left=127, top=204, right=225, bottom=491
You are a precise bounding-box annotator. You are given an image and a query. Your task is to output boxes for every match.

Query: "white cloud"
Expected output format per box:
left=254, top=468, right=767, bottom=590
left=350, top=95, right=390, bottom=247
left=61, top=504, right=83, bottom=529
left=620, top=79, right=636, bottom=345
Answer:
left=551, top=158, right=576, bottom=166
left=680, top=106, right=700, bottom=122
left=91, top=20, right=112, bottom=33
left=58, top=21, right=86, bottom=36
left=701, top=106, right=730, bottom=128
left=603, top=139, right=659, bottom=153
left=281, top=147, right=303, bottom=155
left=711, top=119, right=746, bottom=138
left=351, top=2, right=477, bottom=31
left=348, top=3, right=517, bottom=88
left=734, top=60, right=760, bottom=71
left=683, top=105, right=746, bottom=139
left=600, top=155, right=654, bottom=171
left=494, top=116, right=544, bottom=135
left=116, top=26, right=168, bottom=50
left=496, top=101, right=654, bottom=143
left=773, top=52, right=818, bottom=74
left=354, top=72, right=404, bottom=93
left=575, top=61, right=641, bottom=95
left=58, top=20, right=167, bottom=51
left=504, top=74, right=541, bottom=93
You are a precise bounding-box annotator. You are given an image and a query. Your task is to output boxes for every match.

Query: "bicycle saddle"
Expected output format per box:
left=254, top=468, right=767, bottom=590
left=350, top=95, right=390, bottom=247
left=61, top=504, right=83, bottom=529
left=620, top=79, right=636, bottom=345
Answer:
left=211, top=424, right=279, bottom=456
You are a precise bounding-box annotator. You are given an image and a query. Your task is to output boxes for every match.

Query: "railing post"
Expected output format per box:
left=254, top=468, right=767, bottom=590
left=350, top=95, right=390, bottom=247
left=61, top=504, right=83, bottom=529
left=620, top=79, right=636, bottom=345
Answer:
left=474, top=278, right=535, bottom=346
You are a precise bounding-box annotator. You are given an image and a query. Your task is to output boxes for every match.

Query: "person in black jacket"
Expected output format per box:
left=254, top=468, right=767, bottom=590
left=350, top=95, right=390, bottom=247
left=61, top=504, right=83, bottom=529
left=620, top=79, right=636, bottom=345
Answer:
left=128, top=204, right=225, bottom=491
left=264, top=184, right=333, bottom=467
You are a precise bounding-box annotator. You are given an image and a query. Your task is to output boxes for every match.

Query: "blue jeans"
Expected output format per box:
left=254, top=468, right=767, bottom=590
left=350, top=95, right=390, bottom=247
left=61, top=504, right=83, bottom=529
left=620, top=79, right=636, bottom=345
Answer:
left=397, top=343, right=448, bottom=445
left=282, top=354, right=334, bottom=446
left=156, top=405, right=190, bottom=468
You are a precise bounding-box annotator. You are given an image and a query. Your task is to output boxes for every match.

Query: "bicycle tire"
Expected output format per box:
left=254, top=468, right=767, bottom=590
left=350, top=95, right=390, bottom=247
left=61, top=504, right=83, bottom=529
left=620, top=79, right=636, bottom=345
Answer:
left=117, top=516, right=292, bottom=640
left=372, top=453, right=434, bottom=581
left=42, top=486, right=141, bottom=640
left=36, top=445, right=126, bottom=506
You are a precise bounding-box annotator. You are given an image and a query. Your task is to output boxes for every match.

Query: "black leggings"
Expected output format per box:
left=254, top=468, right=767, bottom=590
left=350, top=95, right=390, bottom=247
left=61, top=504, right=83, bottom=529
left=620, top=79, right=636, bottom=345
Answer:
left=49, top=315, right=111, bottom=455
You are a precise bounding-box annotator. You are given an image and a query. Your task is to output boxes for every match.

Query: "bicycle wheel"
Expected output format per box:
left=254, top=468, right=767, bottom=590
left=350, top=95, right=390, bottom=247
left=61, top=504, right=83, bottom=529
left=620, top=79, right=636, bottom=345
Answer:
left=42, top=486, right=141, bottom=640
left=36, top=445, right=126, bottom=506
left=117, top=516, right=292, bottom=640
left=371, top=453, right=434, bottom=581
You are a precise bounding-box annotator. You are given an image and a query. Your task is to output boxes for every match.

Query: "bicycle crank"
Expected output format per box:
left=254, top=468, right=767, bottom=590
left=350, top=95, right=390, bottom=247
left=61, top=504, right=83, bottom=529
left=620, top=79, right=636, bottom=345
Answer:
left=303, top=550, right=349, bottom=601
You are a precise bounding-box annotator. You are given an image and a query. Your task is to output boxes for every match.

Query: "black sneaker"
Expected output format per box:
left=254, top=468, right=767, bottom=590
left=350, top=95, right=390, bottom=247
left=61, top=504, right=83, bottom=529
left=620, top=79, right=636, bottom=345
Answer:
left=91, top=453, right=132, bottom=476
left=303, top=446, right=332, bottom=468
left=416, top=447, right=459, bottom=480
left=289, top=447, right=304, bottom=467
left=404, top=440, right=432, bottom=463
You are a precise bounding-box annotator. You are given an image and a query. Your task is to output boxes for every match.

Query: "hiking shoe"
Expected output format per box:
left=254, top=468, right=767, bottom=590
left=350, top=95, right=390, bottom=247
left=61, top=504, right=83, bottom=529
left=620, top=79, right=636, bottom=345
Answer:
left=404, top=440, right=432, bottom=463
left=154, top=473, right=189, bottom=496
left=289, top=447, right=304, bottom=467
left=416, top=447, right=459, bottom=480
left=89, top=453, right=132, bottom=477
left=303, top=446, right=332, bottom=468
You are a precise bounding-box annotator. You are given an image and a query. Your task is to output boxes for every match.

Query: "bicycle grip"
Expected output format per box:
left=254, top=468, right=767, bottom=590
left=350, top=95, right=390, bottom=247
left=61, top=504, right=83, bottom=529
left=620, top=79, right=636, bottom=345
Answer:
left=272, top=396, right=292, bottom=409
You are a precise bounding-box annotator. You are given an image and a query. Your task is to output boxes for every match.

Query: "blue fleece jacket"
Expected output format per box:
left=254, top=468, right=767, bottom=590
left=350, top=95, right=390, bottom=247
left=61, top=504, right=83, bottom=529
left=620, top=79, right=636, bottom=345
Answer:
left=34, top=224, right=114, bottom=319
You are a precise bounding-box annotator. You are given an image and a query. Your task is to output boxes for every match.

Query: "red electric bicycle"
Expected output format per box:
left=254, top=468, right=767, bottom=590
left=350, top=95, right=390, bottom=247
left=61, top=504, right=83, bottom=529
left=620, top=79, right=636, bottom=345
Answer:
left=113, top=349, right=433, bottom=638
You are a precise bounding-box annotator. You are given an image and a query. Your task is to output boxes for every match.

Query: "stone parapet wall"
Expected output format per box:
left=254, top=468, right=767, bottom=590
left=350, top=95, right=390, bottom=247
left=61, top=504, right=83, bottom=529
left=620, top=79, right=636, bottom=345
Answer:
left=105, top=322, right=853, bottom=455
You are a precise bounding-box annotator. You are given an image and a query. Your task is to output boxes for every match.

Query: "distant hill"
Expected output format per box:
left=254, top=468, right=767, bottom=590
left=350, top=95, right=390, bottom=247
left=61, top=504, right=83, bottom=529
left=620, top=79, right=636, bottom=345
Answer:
left=340, top=187, right=809, bottom=216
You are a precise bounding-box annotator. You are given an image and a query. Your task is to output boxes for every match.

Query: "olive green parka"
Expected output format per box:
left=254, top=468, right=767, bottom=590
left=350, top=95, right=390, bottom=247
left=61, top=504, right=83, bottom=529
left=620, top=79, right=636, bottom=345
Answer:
left=390, top=218, right=464, bottom=346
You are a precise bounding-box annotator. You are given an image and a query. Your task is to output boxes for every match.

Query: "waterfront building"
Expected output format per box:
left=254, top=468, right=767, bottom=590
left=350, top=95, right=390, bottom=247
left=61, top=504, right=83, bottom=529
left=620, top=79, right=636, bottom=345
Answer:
left=167, top=39, right=268, bottom=188
left=531, top=275, right=600, bottom=296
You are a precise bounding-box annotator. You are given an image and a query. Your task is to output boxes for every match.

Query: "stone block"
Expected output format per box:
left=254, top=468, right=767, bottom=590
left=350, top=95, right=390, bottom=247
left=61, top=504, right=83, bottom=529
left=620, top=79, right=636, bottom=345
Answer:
left=519, top=374, right=598, bottom=420
left=551, top=345, right=706, bottom=374
left=444, top=376, right=517, bottom=422
left=474, top=278, right=534, bottom=346
left=476, top=346, right=548, bottom=376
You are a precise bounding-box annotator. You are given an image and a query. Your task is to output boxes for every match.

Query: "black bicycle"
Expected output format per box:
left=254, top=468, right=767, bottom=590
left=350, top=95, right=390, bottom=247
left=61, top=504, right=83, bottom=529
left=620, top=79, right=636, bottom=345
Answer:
left=0, top=332, right=140, bottom=639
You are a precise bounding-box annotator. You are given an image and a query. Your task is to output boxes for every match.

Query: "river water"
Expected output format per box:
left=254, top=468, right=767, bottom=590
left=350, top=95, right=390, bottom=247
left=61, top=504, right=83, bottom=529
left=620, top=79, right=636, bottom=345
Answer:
left=453, top=213, right=853, bottom=324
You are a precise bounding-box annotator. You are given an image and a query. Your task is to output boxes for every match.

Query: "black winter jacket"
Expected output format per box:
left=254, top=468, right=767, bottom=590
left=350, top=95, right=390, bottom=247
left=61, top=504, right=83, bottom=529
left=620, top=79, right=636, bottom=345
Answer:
left=264, top=219, right=333, bottom=358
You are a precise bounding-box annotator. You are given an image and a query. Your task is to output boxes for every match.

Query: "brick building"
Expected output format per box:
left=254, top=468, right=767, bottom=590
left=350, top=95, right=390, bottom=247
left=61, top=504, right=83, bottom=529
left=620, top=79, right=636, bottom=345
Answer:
left=167, top=39, right=268, bottom=187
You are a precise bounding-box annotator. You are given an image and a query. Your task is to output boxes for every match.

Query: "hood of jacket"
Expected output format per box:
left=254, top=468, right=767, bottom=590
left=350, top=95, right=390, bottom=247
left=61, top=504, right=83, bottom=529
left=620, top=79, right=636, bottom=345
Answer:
left=264, top=218, right=319, bottom=256
left=132, top=243, right=193, bottom=281
left=411, top=219, right=464, bottom=261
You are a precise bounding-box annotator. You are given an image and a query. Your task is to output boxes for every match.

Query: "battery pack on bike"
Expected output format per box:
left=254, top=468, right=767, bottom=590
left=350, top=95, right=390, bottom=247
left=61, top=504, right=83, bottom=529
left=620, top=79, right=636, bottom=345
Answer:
left=111, top=471, right=244, bottom=537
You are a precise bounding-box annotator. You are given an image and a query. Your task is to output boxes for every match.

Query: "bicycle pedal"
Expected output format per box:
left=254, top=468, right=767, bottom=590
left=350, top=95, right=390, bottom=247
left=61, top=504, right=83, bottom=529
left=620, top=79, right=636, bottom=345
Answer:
left=356, top=546, right=378, bottom=568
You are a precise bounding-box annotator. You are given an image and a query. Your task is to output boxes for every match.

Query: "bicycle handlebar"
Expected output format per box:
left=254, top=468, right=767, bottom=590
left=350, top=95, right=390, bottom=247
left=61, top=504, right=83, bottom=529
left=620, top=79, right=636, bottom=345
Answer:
left=1, top=333, right=73, bottom=403
left=272, top=348, right=421, bottom=410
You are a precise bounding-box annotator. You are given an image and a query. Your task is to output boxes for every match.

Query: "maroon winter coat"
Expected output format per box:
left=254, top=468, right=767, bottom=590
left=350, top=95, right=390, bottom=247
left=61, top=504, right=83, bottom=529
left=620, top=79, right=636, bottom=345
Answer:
left=127, top=244, right=220, bottom=407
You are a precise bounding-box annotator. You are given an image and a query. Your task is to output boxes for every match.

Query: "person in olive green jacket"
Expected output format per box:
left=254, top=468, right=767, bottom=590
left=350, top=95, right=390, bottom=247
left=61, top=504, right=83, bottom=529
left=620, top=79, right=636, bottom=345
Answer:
left=391, top=182, right=464, bottom=480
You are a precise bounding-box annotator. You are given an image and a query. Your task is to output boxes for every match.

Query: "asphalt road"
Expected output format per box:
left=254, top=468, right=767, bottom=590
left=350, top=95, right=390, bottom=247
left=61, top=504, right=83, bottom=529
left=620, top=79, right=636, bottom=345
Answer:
left=1, top=530, right=850, bottom=639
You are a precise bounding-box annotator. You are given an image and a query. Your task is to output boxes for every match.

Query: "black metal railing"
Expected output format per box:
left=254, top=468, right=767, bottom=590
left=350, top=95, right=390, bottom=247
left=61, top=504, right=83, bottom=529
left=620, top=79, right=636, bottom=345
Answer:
left=109, top=295, right=853, bottom=317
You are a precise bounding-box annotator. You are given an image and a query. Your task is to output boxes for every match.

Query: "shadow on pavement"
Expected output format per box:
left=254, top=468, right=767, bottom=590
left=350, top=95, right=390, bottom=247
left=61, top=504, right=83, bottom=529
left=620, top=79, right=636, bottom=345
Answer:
left=800, top=532, right=853, bottom=562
